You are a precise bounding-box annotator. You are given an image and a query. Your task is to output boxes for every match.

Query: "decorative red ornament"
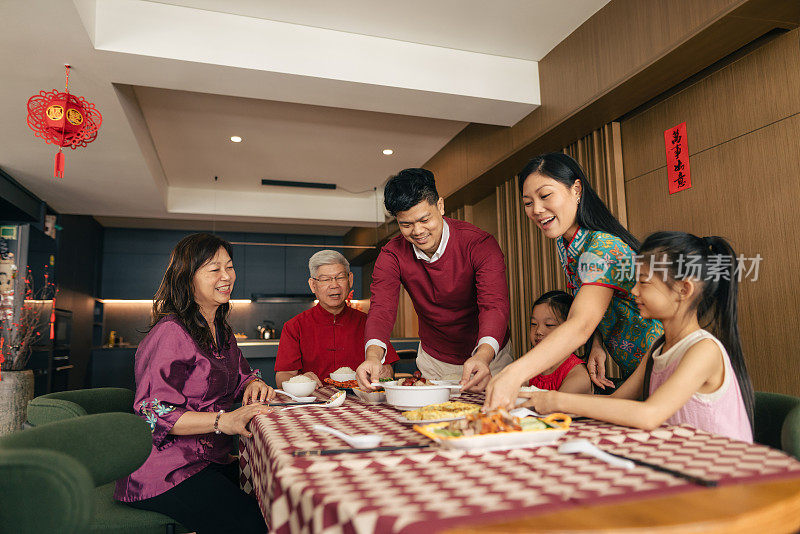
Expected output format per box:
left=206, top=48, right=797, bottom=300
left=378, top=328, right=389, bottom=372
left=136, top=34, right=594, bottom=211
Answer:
left=26, top=65, right=102, bottom=178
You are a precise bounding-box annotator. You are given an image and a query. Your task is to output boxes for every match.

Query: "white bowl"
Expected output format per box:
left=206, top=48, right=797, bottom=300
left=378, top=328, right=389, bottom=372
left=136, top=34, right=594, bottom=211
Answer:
left=281, top=380, right=317, bottom=397
left=352, top=388, right=386, bottom=405
left=381, top=383, right=451, bottom=410
left=329, top=371, right=357, bottom=383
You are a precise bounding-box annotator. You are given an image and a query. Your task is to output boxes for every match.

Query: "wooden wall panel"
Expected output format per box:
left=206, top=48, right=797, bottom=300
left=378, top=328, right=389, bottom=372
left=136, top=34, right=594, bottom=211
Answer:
left=517, top=0, right=736, bottom=153
left=623, top=31, right=800, bottom=180
left=623, top=30, right=800, bottom=395
left=424, top=0, right=799, bottom=211
left=425, top=129, right=469, bottom=203
left=472, top=191, right=498, bottom=240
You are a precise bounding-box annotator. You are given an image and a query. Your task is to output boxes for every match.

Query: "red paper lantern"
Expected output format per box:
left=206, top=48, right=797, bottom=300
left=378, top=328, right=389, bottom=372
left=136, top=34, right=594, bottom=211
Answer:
left=26, top=65, right=102, bottom=178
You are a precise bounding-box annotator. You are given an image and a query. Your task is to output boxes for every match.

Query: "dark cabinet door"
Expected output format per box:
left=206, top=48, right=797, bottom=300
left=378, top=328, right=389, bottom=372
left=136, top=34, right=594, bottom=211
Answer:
left=229, top=242, right=247, bottom=299
left=101, top=252, right=170, bottom=299
left=101, top=229, right=186, bottom=299
left=284, top=235, right=319, bottom=296
left=243, top=238, right=285, bottom=298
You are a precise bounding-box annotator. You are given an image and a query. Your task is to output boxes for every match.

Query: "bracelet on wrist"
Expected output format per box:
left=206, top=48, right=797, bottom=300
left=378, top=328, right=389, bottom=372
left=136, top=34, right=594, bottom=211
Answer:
left=213, top=409, right=224, bottom=434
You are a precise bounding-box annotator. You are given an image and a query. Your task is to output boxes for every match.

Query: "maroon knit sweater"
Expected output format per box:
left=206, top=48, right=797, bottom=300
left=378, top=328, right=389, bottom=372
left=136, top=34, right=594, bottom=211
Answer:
left=365, top=218, right=510, bottom=364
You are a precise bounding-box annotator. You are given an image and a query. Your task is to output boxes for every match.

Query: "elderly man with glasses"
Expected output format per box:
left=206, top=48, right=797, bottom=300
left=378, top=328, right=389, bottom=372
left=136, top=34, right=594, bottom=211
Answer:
left=275, top=250, right=398, bottom=388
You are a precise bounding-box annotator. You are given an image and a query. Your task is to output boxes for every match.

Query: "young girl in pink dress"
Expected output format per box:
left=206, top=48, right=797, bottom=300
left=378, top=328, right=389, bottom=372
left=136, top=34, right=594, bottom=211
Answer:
left=521, top=232, right=754, bottom=442
left=527, top=291, right=591, bottom=394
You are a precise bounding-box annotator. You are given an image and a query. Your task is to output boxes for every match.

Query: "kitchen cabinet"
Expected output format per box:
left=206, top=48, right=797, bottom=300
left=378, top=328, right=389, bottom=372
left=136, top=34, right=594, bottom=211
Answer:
left=284, top=235, right=319, bottom=296
left=100, top=229, right=349, bottom=300
left=90, top=341, right=281, bottom=389
left=242, top=235, right=286, bottom=297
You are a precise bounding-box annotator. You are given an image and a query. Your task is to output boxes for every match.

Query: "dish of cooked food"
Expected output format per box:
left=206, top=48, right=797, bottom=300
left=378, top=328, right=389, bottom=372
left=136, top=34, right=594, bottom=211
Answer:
left=401, top=401, right=481, bottom=421
left=324, top=377, right=358, bottom=388
left=413, top=410, right=571, bottom=451
left=426, top=409, right=569, bottom=437
left=333, top=366, right=355, bottom=374
left=396, top=371, right=432, bottom=386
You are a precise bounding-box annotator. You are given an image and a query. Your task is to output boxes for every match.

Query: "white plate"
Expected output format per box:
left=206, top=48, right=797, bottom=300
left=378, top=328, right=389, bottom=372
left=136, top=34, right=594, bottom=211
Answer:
left=395, top=415, right=467, bottom=425
left=439, top=428, right=567, bottom=451
left=418, top=426, right=568, bottom=451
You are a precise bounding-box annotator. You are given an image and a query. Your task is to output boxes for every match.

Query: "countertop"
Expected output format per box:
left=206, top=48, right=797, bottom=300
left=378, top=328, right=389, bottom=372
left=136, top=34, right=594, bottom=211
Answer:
left=96, top=338, right=420, bottom=351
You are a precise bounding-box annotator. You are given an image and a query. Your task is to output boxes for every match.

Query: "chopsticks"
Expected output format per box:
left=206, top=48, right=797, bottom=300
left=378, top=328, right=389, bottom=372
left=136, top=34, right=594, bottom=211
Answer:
left=266, top=401, right=326, bottom=406
left=293, top=444, right=432, bottom=456
left=603, top=450, right=718, bottom=487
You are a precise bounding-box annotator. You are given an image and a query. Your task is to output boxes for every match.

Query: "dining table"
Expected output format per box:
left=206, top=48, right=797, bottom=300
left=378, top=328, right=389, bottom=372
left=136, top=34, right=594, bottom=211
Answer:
left=239, top=387, right=800, bottom=533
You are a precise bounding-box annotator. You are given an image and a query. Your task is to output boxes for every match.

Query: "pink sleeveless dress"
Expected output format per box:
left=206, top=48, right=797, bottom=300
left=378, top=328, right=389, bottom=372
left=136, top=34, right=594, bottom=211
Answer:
left=649, top=329, right=752, bottom=443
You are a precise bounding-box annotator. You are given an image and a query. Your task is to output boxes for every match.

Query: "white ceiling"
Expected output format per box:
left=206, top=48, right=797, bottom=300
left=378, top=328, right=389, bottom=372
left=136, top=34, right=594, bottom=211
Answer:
left=153, top=0, right=606, bottom=61
left=0, top=0, right=608, bottom=235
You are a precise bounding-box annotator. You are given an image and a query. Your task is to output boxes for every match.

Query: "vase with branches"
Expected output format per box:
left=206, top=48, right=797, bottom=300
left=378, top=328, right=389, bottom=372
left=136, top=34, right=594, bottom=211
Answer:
left=0, top=266, right=56, bottom=379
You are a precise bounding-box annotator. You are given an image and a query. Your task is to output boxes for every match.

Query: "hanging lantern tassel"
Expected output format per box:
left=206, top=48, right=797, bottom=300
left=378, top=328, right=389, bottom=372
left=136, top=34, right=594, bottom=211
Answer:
left=54, top=148, right=65, bottom=179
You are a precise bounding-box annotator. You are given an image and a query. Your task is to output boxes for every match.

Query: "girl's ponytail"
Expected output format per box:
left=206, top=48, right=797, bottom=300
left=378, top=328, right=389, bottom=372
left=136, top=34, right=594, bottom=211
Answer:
left=704, top=236, right=755, bottom=432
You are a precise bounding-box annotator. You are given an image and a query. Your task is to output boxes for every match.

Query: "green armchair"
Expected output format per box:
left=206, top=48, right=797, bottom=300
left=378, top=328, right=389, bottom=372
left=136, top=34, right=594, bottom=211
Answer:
left=21, top=388, right=188, bottom=533
left=0, top=413, right=183, bottom=533
left=754, top=391, right=800, bottom=460
left=27, top=387, right=135, bottom=426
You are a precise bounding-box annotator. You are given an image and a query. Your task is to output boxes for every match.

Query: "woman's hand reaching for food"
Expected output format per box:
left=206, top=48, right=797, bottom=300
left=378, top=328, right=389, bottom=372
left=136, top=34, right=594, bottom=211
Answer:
left=483, top=366, right=525, bottom=411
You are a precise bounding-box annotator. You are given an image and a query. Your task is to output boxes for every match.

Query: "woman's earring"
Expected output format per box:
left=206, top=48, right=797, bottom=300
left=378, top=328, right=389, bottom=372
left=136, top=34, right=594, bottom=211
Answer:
left=576, top=197, right=581, bottom=204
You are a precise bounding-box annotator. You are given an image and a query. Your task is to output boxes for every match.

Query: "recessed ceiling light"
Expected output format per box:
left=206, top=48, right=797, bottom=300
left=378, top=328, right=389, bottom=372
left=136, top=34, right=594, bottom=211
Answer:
left=230, top=136, right=243, bottom=143
left=382, top=149, right=393, bottom=155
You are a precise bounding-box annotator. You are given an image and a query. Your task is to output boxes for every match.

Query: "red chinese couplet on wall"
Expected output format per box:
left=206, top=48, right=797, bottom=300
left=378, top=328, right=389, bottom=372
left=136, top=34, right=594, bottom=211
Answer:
left=664, top=122, right=691, bottom=194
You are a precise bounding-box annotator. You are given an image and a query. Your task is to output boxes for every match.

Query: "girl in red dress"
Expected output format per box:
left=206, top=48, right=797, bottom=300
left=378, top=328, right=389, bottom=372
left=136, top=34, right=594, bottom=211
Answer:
left=527, top=291, right=592, bottom=394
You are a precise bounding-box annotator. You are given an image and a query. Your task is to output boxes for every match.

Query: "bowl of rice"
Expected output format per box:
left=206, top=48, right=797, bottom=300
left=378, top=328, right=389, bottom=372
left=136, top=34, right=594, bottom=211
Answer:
left=329, top=366, right=357, bottom=383
left=281, top=374, right=317, bottom=397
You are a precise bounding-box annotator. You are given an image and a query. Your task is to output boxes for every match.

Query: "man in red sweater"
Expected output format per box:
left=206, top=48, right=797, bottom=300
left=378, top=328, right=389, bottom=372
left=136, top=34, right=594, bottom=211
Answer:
left=357, top=168, right=511, bottom=392
left=276, top=250, right=397, bottom=388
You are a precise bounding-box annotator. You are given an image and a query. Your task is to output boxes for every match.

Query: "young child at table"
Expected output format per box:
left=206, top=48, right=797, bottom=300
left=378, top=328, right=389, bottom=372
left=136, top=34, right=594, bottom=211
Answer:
left=520, top=232, right=754, bottom=442
left=527, top=291, right=592, bottom=394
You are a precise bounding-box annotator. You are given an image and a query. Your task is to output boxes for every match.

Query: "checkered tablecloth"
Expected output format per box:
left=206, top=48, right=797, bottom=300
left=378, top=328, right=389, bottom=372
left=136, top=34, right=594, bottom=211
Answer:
left=239, top=387, right=800, bottom=533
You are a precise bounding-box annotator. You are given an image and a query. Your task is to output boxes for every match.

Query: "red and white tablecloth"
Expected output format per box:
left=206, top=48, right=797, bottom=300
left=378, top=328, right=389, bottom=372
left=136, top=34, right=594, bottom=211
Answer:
left=239, top=387, right=800, bottom=533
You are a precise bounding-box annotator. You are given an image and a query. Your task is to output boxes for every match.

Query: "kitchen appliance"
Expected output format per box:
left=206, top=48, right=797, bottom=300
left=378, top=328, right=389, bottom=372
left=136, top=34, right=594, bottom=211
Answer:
left=256, top=320, right=276, bottom=339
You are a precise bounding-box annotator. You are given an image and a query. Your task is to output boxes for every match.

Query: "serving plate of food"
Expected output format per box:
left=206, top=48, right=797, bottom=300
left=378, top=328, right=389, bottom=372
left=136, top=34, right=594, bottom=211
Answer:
left=395, top=401, right=482, bottom=424
left=414, top=410, right=571, bottom=451
left=324, top=377, right=359, bottom=391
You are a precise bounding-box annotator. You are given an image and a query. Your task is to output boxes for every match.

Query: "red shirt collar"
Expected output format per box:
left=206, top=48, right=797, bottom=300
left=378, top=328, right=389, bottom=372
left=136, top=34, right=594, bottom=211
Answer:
left=310, top=302, right=350, bottom=323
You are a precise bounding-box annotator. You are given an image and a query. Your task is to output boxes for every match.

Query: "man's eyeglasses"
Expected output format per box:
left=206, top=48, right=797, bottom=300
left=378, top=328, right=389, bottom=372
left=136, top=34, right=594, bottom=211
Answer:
left=312, top=274, right=349, bottom=285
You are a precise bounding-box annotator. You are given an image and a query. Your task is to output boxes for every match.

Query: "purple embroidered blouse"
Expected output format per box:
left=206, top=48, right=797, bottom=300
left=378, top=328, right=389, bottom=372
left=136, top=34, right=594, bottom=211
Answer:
left=114, top=316, right=260, bottom=502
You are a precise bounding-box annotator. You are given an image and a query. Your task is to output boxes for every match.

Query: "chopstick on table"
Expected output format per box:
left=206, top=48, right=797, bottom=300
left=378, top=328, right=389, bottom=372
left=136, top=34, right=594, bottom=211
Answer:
left=604, top=450, right=718, bottom=487
left=266, top=401, right=326, bottom=406
left=293, top=444, right=432, bottom=456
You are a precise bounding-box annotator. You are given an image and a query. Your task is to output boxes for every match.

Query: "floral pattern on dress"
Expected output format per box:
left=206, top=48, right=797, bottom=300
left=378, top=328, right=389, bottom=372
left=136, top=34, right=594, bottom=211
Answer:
left=557, top=228, right=663, bottom=377
left=139, top=398, right=177, bottom=433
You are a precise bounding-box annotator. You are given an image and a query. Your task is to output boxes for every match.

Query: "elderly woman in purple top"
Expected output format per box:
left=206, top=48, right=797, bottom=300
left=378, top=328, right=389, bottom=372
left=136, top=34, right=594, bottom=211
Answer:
left=115, top=233, right=274, bottom=534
